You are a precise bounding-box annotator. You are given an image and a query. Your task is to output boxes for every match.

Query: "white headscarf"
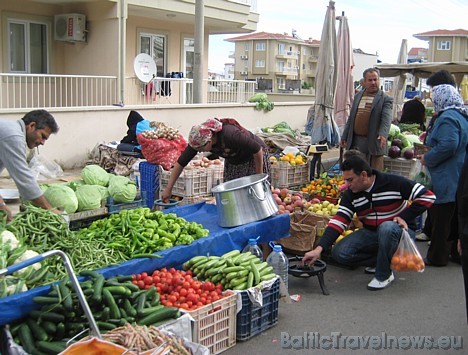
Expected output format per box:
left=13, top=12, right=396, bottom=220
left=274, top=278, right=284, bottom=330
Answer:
left=432, top=84, right=468, bottom=116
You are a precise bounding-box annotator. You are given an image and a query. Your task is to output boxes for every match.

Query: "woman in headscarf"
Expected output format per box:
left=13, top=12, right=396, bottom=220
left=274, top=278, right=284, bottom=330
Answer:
left=421, top=84, right=468, bottom=266
left=161, top=118, right=271, bottom=201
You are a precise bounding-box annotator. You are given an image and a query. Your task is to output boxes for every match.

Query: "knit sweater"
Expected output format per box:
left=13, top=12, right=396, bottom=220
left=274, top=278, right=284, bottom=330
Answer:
left=318, top=170, right=436, bottom=251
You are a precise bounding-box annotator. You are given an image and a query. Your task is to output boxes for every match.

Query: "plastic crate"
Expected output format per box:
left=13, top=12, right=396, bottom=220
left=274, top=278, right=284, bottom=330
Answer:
left=186, top=292, right=237, bottom=354
left=383, top=157, right=418, bottom=179
left=271, top=161, right=310, bottom=188
left=106, top=194, right=145, bottom=214
left=69, top=214, right=108, bottom=230
left=160, top=168, right=212, bottom=197
left=139, top=162, right=160, bottom=209
left=236, top=278, right=280, bottom=341
left=210, top=165, right=224, bottom=190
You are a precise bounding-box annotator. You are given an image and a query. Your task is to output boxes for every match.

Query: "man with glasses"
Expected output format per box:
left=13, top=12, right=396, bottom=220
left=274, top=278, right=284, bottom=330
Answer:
left=303, top=154, right=435, bottom=290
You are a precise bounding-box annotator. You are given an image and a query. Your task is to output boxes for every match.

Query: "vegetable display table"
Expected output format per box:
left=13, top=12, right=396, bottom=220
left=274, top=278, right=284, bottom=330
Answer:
left=0, top=202, right=290, bottom=325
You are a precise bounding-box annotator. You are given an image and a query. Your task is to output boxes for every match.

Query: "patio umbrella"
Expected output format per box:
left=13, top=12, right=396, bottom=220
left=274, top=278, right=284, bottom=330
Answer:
left=334, top=13, right=355, bottom=134
left=305, top=0, right=340, bottom=147
left=461, top=75, right=468, bottom=103
left=391, top=39, right=408, bottom=122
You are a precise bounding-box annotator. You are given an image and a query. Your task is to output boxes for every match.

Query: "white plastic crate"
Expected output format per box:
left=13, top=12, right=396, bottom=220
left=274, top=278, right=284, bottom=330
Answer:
left=270, top=160, right=310, bottom=188
left=160, top=167, right=212, bottom=197
left=384, top=157, right=418, bottom=179
left=209, top=164, right=224, bottom=190
left=186, top=292, right=237, bottom=354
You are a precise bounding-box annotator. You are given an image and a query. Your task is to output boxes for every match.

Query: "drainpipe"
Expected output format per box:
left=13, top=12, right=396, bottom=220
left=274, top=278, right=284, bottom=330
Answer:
left=118, top=0, right=127, bottom=105
left=193, top=0, right=204, bottom=103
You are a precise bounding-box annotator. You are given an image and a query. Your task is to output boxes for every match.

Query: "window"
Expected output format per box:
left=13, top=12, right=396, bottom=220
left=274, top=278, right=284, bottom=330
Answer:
left=256, top=42, right=265, bottom=51
left=140, top=33, right=167, bottom=77
left=277, top=61, right=285, bottom=72
left=302, top=63, right=306, bottom=70
left=8, top=19, right=49, bottom=73
left=437, top=41, right=451, bottom=50
left=302, top=47, right=307, bottom=55
left=244, top=43, right=250, bottom=51
left=278, top=43, right=285, bottom=55
left=255, top=59, right=265, bottom=68
left=277, top=77, right=285, bottom=90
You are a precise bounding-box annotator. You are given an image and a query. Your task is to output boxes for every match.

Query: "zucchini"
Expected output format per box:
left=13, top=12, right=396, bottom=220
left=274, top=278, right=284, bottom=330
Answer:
left=137, top=307, right=179, bottom=326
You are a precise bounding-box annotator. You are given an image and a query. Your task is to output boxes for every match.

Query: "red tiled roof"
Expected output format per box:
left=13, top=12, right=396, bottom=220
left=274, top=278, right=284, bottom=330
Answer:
left=408, top=47, right=428, bottom=55
left=226, top=31, right=304, bottom=43
left=414, top=29, right=468, bottom=38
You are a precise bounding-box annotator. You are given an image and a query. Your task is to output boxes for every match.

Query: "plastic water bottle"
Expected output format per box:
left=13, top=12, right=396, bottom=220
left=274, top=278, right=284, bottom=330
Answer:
left=266, top=244, right=289, bottom=291
left=242, top=238, right=264, bottom=262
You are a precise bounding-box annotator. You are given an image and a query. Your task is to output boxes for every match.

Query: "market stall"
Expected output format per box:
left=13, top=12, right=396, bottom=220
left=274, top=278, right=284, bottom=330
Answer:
left=0, top=202, right=289, bottom=326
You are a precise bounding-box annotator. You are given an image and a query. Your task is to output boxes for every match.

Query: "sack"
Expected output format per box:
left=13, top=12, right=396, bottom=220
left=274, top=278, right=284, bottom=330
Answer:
left=29, top=154, right=64, bottom=181
left=279, top=210, right=330, bottom=254
left=137, top=133, right=187, bottom=170
left=391, top=229, right=425, bottom=272
left=410, top=159, right=432, bottom=190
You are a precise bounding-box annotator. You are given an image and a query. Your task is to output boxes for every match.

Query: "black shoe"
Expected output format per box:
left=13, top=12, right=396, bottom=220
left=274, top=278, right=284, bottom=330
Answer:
left=424, top=257, right=446, bottom=267
left=449, top=255, right=462, bottom=265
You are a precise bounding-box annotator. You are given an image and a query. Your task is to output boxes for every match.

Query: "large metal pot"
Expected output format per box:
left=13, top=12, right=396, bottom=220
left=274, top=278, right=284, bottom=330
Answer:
left=211, top=173, right=278, bottom=227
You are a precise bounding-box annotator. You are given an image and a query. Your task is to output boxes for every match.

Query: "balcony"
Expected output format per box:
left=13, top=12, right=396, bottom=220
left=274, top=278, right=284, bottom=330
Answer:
left=275, top=67, right=299, bottom=76
left=0, top=73, right=256, bottom=109
left=276, top=51, right=299, bottom=59
left=308, top=56, right=319, bottom=62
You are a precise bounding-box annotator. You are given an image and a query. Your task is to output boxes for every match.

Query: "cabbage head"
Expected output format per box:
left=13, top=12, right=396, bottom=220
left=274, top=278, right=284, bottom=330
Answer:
left=94, top=185, right=109, bottom=200
left=75, top=185, right=104, bottom=211
left=44, top=184, right=78, bottom=214
left=81, top=165, right=110, bottom=187
left=108, top=175, right=137, bottom=203
left=67, top=179, right=85, bottom=191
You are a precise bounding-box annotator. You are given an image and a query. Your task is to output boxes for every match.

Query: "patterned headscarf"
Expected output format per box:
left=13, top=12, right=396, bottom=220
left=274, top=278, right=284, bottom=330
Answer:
left=432, top=84, right=468, bottom=116
left=188, top=118, right=223, bottom=149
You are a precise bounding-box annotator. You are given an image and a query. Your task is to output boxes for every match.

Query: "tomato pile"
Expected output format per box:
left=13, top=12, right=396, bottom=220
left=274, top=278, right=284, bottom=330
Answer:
left=132, top=268, right=226, bottom=311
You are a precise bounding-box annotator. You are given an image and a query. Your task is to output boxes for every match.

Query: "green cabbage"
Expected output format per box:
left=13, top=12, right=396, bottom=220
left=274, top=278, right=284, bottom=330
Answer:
left=43, top=185, right=78, bottom=214
left=388, top=124, right=401, bottom=141
left=404, top=134, right=422, bottom=147
left=108, top=175, right=137, bottom=203
left=67, top=179, right=85, bottom=191
left=81, top=165, right=110, bottom=187
left=75, top=185, right=104, bottom=211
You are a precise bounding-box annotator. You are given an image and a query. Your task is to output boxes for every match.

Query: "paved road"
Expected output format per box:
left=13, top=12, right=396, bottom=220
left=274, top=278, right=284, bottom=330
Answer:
left=225, top=242, right=467, bottom=355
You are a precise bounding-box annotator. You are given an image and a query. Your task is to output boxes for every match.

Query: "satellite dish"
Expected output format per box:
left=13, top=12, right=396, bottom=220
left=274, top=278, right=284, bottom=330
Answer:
left=133, top=53, right=157, bottom=83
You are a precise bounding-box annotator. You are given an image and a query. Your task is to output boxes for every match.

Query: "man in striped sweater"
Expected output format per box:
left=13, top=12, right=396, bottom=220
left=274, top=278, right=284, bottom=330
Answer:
left=303, top=155, right=435, bottom=290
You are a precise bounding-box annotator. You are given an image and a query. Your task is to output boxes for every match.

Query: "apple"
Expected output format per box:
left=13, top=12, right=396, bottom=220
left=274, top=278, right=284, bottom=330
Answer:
left=315, top=210, right=324, bottom=215
left=285, top=205, right=294, bottom=212
left=278, top=205, right=285, bottom=211
left=273, top=188, right=281, bottom=195
left=280, top=188, right=289, bottom=199
left=331, top=208, right=339, bottom=215
left=322, top=200, right=330, bottom=208
left=291, top=195, right=302, bottom=202
left=311, top=198, right=321, bottom=204
left=283, top=196, right=292, bottom=205
left=293, top=200, right=303, bottom=208
left=274, top=196, right=282, bottom=205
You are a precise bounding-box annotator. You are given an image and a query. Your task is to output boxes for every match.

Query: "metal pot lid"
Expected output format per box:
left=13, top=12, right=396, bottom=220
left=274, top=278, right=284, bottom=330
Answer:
left=211, top=173, right=269, bottom=193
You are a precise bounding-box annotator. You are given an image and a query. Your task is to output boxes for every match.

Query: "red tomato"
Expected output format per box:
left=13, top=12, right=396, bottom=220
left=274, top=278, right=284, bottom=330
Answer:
left=187, top=301, right=193, bottom=307
left=203, top=282, right=215, bottom=292
left=169, top=267, right=177, bottom=274
left=210, top=291, right=218, bottom=298
left=180, top=303, right=189, bottom=309
left=168, top=295, right=177, bottom=303
left=196, top=301, right=204, bottom=307
left=161, top=268, right=167, bottom=273
left=192, top=281, right=202, bottom=290
left=178, top=296, right=186, bottom=303
left=186, top=270, right=193, bottom=276
left=200, top=296, right=207, bottom=304
left=144, top=276, right=153, bottom=285
left=179, top=288, right=188, bottom=297
left=153, top=276, right=160, bottom=284
left=182, top=281, right=191, bottom=289
left=132, top=280, right=138, bottom=285
left=141, top=272, right=148, bottom=279
left=186, top=293, right=197, bottom=303
left=136, top=280, right=145, bottom=289
left=211, top=295, right=220, bottom=302
left=166, top=301, right=173, bottom=307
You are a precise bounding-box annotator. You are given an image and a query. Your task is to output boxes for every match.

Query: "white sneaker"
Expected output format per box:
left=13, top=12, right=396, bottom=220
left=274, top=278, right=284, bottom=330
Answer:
left=364, top=267, right=376, bottom=274
left=416, top=233, right=430, bottom=241
left=367, top=273, right=395, bottom=291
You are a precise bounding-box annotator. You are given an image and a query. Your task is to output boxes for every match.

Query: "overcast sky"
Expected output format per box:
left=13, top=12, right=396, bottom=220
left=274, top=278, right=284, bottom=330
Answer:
left=208, top=0, right=467, bottom=73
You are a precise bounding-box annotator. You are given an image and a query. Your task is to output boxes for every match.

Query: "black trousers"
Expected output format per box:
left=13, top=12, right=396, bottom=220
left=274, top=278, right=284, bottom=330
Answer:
left=426, top=202, right=457, bottom=265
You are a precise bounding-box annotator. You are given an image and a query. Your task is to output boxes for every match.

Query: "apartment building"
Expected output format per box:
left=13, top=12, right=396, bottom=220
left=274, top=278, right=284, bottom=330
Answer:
left=226, top=31, right=320, bottom=92
left=413, top=29, right=468, bottom=62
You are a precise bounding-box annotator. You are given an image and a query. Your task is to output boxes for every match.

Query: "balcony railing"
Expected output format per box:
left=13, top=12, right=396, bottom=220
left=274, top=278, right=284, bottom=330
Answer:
left=0, top=73, right=118, bottom=109
left=0, top=73, right=256, bottom=109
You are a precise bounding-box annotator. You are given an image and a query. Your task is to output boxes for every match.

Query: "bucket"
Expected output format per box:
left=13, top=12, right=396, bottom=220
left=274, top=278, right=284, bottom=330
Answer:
left=211, top=173, right=278, bottom=227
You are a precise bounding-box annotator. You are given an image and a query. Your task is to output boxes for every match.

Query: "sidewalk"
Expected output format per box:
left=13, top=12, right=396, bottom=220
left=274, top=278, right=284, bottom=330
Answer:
left=225, top=241, right=467, bottom=355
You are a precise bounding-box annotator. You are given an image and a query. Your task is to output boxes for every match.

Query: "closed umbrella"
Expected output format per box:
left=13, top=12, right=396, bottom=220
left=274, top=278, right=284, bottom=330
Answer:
left=391, top=39, right=408, bottom=122
left=461, top=75, right=468, bottom=103
left=305, top=0, right=340, bottom=147
left=334, top=13, right=355, bottom=134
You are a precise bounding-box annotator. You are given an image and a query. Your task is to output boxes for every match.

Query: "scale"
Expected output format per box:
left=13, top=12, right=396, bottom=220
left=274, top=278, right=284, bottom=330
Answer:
left=306, top=144, right=329, bottom=156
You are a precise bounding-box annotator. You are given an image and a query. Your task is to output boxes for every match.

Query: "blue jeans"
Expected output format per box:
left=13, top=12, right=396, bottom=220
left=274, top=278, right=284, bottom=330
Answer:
left=331, top=221, right=416, bottom=281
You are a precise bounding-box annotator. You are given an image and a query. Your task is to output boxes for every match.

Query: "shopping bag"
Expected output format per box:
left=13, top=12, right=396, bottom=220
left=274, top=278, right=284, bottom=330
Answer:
left=391, top=229, right=425, bottom=272
left=410, top=159, right=432, bottom=190
left=137, top=133, right=187, bottom=170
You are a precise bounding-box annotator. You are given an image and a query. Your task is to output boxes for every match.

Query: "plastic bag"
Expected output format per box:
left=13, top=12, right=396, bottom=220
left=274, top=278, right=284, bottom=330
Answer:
left=410, top=159, right=432, bottom=190
left=391, top=229, right=425, bottom=272
left=137, top=133, right=187, bottom=170
left=29, top=154, right=64, bottom=180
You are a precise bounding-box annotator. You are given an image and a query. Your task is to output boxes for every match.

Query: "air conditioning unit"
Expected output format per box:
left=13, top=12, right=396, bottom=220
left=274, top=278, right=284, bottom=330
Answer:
left=240, top=55, right=248, bottom=60
left=240, top=71, right=248, bottom=75
left=54, top=14, right=86, bottom=42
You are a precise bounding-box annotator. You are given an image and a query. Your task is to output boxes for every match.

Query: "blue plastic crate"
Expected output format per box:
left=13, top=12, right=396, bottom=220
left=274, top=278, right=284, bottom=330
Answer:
left=106, top=195, right=145, bottom=214
left=139, top=162, right=160, bottom=209
left=236, top=278, right=280, bottom=341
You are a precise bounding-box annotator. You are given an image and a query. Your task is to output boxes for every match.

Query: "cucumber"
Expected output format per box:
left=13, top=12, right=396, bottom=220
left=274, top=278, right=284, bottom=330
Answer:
left=251, top=260, right=261, bottom=286
left=261, top=273, right=278, bottom=281
left=259, top=266, right=274, bottom=276
left=30, top=310, right=65, bottom=323
left=92, top=275, right=105, bottom=303
left=221, top=250, right=241, bottom=259
left=32, top=296, right=60, bottom=305
left=136, top=293, right=147, bottom=314
left=247, top=271, right=254, bottom=289
left=36, top=341, right=67, bottom=354
left=17, top=323, right=36, bottom=353
left=27, top=319, right=48, bottom=342
left=229, top=276, right=248, bottom=288
left=104, top=285, right=131, bottom=297
left=59, top=281, right=73, bottom=311
left=102, top=289, right=120, bottom=319
left=41, top=321, right=57, bottom=336
left=123, top=299, right=137, bottom=317
left=233, top=282, right=248, bottom=290
left=137, top=307, right=179, bottom=326
left=137, top=305, right=165, bottom=318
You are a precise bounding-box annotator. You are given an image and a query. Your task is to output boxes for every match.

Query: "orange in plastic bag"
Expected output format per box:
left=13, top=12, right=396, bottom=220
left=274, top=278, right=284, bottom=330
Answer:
left=59, top=337, right=129, bottom=355
left=391, top=229, right=425, bottom=272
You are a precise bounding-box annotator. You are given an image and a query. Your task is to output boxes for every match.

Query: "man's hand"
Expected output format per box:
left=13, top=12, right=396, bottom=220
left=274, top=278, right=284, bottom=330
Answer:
left=340, top=139, right=347, bottom=148
left=0, top=205, right=13, bottom=222
left=302, top=246, right=323, bottom=266
left=393, top=216, right=408, bottom=230
left=377, top=135, right=386, bottom=149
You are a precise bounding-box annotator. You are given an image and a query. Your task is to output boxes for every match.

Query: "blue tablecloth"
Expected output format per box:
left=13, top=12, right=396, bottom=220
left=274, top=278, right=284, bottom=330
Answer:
left=0, top=202, right=290, bottom=325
